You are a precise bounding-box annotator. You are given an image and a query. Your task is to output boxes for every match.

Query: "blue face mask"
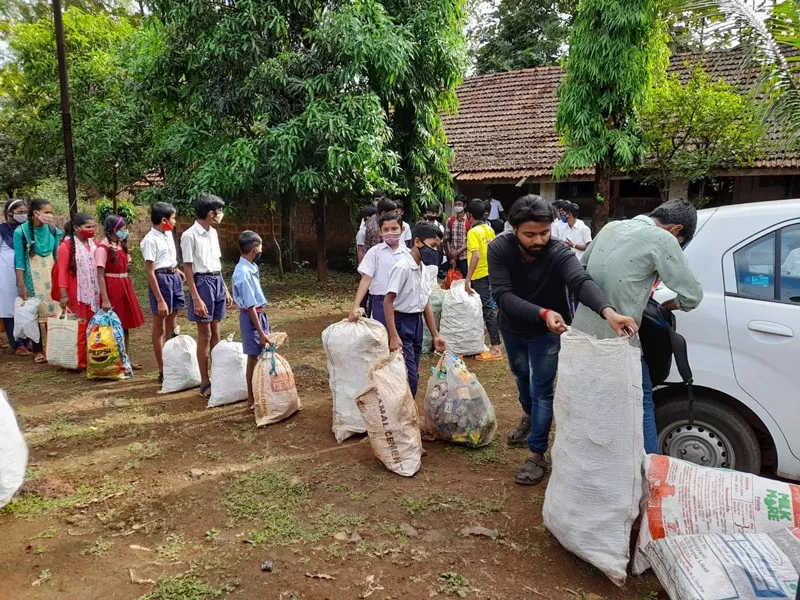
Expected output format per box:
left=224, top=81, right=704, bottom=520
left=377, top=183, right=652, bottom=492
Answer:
left=560, top=215, right=568, bottom=223
left=116, top=230, right=129, bottom=241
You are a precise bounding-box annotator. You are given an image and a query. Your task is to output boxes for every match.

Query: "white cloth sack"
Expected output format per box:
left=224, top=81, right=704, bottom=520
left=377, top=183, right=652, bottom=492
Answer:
left=356, top=351, right=423, bottom=477
left=635, top=454, right=800, bottom=575
left=159, top=333, right=202, bottom=394
left=0, top=390, right=28, bottom=508
left=542, top=328, right=644, bottom=587
left=322, top=316, right=389, bottom=443
left=208, top=335, right=248, bottom=408
left=439, top=280, right=486, bottom=356
left=46, top=312, right=80, bottom=370
left=13, top=297, right=41, bottom=343
left=422, top=265, right=444, bottom=353
left=253, top=346, right=301, bottom=426
left=642, top=529, right=800, bottom=600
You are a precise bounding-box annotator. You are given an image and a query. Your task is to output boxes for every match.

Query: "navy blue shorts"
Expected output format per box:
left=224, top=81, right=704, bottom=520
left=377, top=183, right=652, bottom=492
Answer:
left=188, top=273, right=227, bottom=323
left=239, top=309, right=270, bottom=356
left=149, top=271, right=186, bottom=315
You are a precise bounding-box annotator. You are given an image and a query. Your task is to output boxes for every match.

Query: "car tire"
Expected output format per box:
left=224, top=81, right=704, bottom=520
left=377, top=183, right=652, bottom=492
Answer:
left=655, top=396, right=761, bottom=474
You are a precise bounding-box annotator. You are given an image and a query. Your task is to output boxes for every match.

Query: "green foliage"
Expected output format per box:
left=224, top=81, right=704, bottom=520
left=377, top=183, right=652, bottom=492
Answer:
left=639, top=65, right=765, bottom=195
left=96, top=198, right=138, bottom=223
left=18, top=176, right=88, bottom=216
left=139, top=572, right=222, bottom=600
left=474, top=0, right=576, bottom=74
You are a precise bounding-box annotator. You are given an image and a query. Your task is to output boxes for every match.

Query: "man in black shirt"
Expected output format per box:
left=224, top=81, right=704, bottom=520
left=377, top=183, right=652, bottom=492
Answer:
left=488, top=195, right=638, bottom=486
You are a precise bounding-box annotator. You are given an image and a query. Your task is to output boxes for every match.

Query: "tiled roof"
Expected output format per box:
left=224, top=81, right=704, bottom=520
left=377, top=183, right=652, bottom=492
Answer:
left=443, top=48, right=800, bottom=180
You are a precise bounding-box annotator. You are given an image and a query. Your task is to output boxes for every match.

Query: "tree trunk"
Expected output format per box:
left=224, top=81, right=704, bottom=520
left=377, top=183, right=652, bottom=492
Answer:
left=314, top=197, right=328, bottom=283
left=593, top=165, right=612, bottom=233
left=270, top=211, right=284, bottom=279
left=280, top=195, right=295, bottom=273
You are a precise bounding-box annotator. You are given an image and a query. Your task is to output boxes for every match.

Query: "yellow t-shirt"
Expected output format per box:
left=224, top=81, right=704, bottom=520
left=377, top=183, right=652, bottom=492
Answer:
left=466, top=223, right=496, bottom=281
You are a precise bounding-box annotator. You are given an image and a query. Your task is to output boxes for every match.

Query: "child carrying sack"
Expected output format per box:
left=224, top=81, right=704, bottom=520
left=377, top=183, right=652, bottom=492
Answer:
left=322, top=315, right=389, bottom=443
left=46, top=311, right=82, bottom=370
left=253, top=337, right=301, bottom=426
left=159, top=328, right=202, bottom=394
left=13, top=297, right=41, bottom=343
left=86, top=309, right=132, bottom=380
left=208, top=334, right=248, bottom=408
left=440, top=280, right=486, bottom=356
left=422, top=266, right=445, bottom=353
left=424, top=353, right=497, bottom=447
left=542, top=328, right=644, bottom=587
left=0, top=390, right=28, bottom=509
left=356, top=351, right=423, bottom=477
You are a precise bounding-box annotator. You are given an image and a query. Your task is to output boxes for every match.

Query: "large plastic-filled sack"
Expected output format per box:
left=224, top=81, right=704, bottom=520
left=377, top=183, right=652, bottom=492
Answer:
left=0, top=390, right=28, bottom=509
left=642, top=529, right=800, bottom=600
left=424, top=353, right=497, bottom=448
left=355, top=351, right=423, bottom=477
left=13, top=297, right=41, bottom=343
left=208, top=335, right=248, bottom=408
left=253, top=337, right=301, bottom=426
left=86, top=309, right=132, bottom=380
left=422, top=266, right=445, bottom=353
left=542, top=328, right=643, bottom=587
left=322, top=315, right=388, bottom=443
left=439, top=280, right=486, bottom=356
left=635, top=454, right=800, bottom=575
left=159, top=328, right=202, bottom=394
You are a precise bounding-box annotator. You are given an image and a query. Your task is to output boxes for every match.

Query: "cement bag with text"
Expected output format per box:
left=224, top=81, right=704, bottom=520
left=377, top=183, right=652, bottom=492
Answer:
left=86, top=309, right=132, bottom=380
left=642, top=529, right=800, bottom=600
left=0, top=390, right=28, bottom=508
left=635, top=455, right=800, bottom=575
left=322, top=316, right=389, bottom=443
left=253, top=341, right=301, bottom=426
left=208, top=335, right=248, bottom=408
left=439, top=280, right=486, bottom=356
left=422, top=265, right=445, bottom=353
left=424, top=353, right=497, bottom=447
left=355, top=351, right=423, bottom=477
left=13, top=297, right=41, bottom=343
left=159, top=330, right=202, bottom=394
left=542, top=328, right=644, bottom=587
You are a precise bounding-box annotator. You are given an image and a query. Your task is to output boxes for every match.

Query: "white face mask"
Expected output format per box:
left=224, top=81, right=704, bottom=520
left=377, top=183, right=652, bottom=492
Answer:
left=212, top=211, right=224, bottom=224
left=454, top=206, right=464, bottom=214
left=13, top=214, right=28, bottom=224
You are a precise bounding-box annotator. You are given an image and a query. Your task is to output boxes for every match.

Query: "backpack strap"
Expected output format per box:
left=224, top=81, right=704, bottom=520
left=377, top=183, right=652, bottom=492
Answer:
left=666, top=326, right=695, bottom=424
left=49, top=224, right=58, bottom=261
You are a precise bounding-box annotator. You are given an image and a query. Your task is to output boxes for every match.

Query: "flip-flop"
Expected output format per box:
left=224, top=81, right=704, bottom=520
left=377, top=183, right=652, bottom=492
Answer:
left=476, top=352, right=504, bottom=362
left=130, top=361, right=143, bottom=371
left=198, top=384, right=211, bottom=400
left=33, top=353, right=47, bottom=364
left=15, top=347, right=32, bottom=357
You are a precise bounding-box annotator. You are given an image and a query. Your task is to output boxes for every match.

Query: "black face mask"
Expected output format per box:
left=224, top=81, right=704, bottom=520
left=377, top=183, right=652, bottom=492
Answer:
left=426, top=215, right=438, bottom=222
left=254, top=252, right=263, bottom=265
left=420, top=244, right=440, bottom=267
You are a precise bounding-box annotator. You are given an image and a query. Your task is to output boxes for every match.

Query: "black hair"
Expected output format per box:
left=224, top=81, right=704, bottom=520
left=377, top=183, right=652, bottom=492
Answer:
left=467, top=198, right=486, bottom=221
left=238, top=230, right=262, bottom=254
left=103, top=214, right=128, bottom=265
left=483, top=200, right=491, bottom=214
left=371, top=190, right=386, bottom=202
left=424, top=204, right=439, bottom=214
left=650, top=199, right=698, bottom=244
left=361, top=205, right=378, bottom=219
left=454, top=193, right=467, bottom=205
left=564, top=202, right=580, bottom=218
left=65, top=212, right=95, bottom=274
left=485, top=186, right=493, bottom=195
left=4, top=198, right=26, bottom=221
left=24, top=198, right=53, bottom=257
left=151, top=202, right=176, bottom=225
left=376, top=198, right=397, bottom=215
left=412, top=221, right=443, bottom=244
left=394, top=198, right=404, bottom=211
left=194, top=193, right=225, bottom=219
left=490, top=219, right=505, bottom=235
left=378, top=211, right=401, bottom=229
left=508, top=195, right=556, bottom=228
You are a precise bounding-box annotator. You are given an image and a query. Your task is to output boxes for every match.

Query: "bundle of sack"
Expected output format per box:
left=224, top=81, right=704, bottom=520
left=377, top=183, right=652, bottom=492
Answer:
left=439, top=280, right=486, bottom=356
left=0, top=390, right=28, bottom=509
left=86, top=309, right=132, bottom=381
left=159, top=327, right=202, bottom=394
left=207, top=334, right=249, bottom=408
left=422, top=265, right=445, bottom=354
left=252, top=332, right=300, bottom=426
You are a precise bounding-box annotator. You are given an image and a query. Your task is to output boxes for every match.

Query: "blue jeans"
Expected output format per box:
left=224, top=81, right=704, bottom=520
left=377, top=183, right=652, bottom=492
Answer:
left=395, top=311, right=423, bottom=396
left=642, top=357, right=658, bottom=454
left=501, top=328, right=561, bottom=455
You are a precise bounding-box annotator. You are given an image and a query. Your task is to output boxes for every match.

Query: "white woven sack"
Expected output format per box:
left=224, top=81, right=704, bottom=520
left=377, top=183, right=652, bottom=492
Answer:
left=45, top=312, right=79, bottom=370
left=355, top=351, right=423, bottom=477
left=13, top=297, right=41, bottom=343
left=159, top=334, right=202, bottom=394
left=0, top=390, right=28, bottom=508
left=439, top=280, right=486, bottom=356
left=208, top=335, right=248, bottom=408
left=542, top=328, right=644, bottom=587
left=322, top=316, right=388, bottom=443
left=422, top=265, right=444, bottom=353
left=253, top=348, right=301, bottom=426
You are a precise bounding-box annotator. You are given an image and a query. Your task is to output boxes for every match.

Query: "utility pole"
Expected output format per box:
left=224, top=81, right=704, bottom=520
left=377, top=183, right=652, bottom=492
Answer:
left=52, top=0, right=78, bottom=216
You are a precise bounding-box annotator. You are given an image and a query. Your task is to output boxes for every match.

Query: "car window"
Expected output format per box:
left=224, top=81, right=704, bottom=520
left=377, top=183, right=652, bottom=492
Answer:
left=734, top=233, right=775, bottom=299
left=780, top=224, right=800, bottom=304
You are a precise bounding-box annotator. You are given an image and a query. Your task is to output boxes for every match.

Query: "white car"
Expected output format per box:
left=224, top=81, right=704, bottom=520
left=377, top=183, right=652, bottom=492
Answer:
left=653, top=198, right=800, bottom=480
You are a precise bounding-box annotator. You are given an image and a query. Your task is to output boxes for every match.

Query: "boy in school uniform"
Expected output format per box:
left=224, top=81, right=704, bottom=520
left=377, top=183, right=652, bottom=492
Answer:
left=140, top=202, right=186, bottom=381
left=350, top=211, right=408, bottom=326
left=232, top=231, right=273, bottom=410
left=181, top=193, right=233, bottom=399
left=384, top=222, right=447, bottom=396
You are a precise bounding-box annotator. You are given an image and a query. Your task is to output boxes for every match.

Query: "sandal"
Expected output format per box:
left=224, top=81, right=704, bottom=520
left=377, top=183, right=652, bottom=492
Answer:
left=198, top=384, right=211, bottom=400
left=0, top=338, right=8, bottom=350
left=507, top=415, right=531, bottom=447
left=476, top=351, right=504, bottom=362
left=33, top=353, right=47, bottom=364
left=129, top=360, right=143, bottom=371
left=515, top=457, right=547, bottom=486
left=15, top=346, right=32, bottom=357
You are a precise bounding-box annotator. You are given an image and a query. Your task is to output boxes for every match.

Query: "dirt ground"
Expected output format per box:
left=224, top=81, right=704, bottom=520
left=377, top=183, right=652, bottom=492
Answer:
left=0, top=267, right=665, bottom=600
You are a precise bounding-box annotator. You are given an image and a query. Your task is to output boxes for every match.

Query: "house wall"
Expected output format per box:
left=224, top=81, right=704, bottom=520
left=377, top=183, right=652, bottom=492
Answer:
left=455, top=182, right=541, bottom=215
left=732, top=175, right=800, bottom=204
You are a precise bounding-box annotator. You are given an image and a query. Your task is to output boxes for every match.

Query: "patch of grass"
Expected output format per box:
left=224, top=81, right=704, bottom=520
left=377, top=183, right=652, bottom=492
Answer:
left=468, top=442, right=504, bottom=467
left=348, top=490, right=368, bottom=501
left=139, top=572, right=222, bottom=600
left=157, top=533, right=186, bottom=561
left=399, top=491, right=506, bottom=517
left=3, top=478, right=131, bottom=518
left=314, top=504, right=367, bottom=536
left=34, top=544, right=48, bottom=554
left=81, top=537, right=114, bottom=556
left=324, top=482, right=352, bottom=493
left=205, top=528, right=221, bottom=542
left=245, top=509, right=308, bottom=546
left=284, top=422, right=297, bottom=430
left=128, top=441, right=162, bottom=460
left=31, top=527, right=58, bottom=539
left=435, top=572, right=475, bottom=597
left=224, top=469, right=310, bottom=519
left=32, top=569, right=51, bottom=587
left=247, top=452, right=265, bottom=463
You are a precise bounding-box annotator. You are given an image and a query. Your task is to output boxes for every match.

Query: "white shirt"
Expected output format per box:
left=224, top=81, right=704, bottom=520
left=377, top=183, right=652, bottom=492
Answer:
left=180, top=221, right=222, bottom=273
left=487, top=198, right=504, bottom=221
left=401, top=221, right=412, bottom=244
left=358, top=242, right=409, bottom=296
left=551, top=220, right=568, bottom=241
left=140, top=227, right=178, bottom=270
left=356, top=222, right=366, bottom=246
left=782, top=248, right=800, bottom=276
left=386, top=252, right=431, bottom=314
left=565, top=219, right=592, bottom=259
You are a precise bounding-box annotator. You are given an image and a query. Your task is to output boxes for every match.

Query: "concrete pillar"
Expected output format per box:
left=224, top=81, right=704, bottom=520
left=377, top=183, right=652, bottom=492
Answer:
left=668, top=179, right=689, bottom=200
left=541, top=181, right=557, bottom=201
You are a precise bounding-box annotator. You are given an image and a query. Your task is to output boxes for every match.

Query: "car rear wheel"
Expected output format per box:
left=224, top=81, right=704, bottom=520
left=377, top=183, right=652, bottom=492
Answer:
left=655, top=396, right=761, bottom=473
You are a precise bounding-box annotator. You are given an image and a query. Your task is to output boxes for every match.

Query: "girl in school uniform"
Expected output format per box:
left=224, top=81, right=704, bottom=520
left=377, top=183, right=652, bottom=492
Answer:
left=0, top=198, right=29, bottom=354
left=96, top=215, right=145, bottom=370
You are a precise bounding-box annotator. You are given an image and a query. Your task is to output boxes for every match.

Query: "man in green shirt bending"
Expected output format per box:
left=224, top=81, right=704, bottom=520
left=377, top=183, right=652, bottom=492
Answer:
left=572, top=199, right=703, bottom=455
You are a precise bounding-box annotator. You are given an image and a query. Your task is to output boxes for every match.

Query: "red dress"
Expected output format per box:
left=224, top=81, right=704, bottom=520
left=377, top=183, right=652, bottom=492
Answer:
left=96, top=241, right=145, bottom=330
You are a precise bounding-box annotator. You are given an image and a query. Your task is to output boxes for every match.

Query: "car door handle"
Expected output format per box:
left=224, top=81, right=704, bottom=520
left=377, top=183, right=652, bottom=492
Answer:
left=747, top=321, right=794, bottom=337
